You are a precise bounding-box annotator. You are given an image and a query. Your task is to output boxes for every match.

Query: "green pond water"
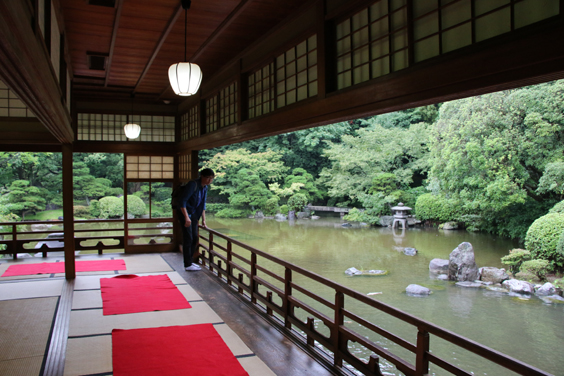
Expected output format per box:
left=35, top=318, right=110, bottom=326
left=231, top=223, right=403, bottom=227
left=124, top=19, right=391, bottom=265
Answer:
left=206, top=216, right=564, bottom=376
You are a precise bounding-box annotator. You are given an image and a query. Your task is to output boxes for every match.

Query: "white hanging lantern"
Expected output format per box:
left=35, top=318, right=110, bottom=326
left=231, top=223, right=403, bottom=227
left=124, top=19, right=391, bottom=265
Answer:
left=168, top=62, right=202, bottom=96
left=124, top=123, right=141, bottom=139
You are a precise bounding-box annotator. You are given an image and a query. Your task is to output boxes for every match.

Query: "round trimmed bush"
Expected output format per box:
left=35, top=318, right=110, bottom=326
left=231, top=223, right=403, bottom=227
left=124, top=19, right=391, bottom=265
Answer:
left=288, top=193, right=308, bottom=213
left=549, top=200, right=564, bottom=214
left=123, top=195, right=146, bottom=217
left=525, top=213, right=564, bottom=269
left=99, top=196, right=124, bottom=219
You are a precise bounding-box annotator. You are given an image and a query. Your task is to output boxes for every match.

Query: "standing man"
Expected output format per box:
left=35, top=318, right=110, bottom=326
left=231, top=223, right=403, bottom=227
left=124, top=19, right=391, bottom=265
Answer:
left=177, top=168, right=215, bottom=271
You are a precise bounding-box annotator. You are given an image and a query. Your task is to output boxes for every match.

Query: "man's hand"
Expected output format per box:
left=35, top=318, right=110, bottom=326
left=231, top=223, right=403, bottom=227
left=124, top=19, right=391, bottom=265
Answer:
left=202, top=220, right=207, bottom=228
left=184, top=218, right=192, bottom=227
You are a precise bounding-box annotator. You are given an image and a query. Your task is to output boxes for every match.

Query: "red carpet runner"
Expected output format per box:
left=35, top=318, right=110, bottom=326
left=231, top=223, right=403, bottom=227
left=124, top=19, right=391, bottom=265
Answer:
left=112, top=324, right=249, bottom=376
left=1, top=259, right=126, bottom=277
left=101, top=274, right=191, bottom=315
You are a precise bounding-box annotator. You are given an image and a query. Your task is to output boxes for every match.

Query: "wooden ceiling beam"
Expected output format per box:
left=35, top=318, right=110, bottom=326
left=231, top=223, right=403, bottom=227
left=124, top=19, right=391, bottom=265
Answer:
left=132, top=3, right=183, bottom=95
left=105, top=0, right=124, bottom=87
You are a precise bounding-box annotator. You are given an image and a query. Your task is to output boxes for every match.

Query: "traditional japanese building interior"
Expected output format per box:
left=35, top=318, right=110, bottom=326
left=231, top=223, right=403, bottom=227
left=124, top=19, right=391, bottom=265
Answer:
left=1, top=1, right=563, bottom=375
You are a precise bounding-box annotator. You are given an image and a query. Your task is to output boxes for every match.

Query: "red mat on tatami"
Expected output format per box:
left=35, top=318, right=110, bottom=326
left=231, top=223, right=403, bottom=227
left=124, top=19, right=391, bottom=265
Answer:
left=100, top=274, right=191, bottom=315
left=1, top=259, right=126, bottom=277
left=112, top=324, right=249, bottom=376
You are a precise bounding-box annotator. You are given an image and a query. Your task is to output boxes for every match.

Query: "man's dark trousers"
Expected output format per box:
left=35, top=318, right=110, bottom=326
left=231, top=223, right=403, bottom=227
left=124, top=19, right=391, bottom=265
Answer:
left=178, top=210, right=199, bottom=267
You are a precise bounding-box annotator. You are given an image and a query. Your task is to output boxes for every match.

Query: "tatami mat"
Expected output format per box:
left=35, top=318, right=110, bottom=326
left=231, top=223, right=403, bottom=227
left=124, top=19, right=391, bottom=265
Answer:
left=0, top=297, right=57, bottom=363
left=239, top=356, right=278, bottom=376
left=69, top=301, right=222, bottom=337
left=0, top=279, right=63, bottom=300
left=0, top=356, right=44, bottom=376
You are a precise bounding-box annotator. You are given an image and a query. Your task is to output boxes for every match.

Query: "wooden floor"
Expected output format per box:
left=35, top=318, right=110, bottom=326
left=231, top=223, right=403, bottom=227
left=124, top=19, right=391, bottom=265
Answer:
left=0, top=253, right=339, bottom=376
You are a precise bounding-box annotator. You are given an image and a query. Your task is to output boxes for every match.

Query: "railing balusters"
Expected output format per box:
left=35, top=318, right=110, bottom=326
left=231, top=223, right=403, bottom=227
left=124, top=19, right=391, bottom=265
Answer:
left=12, top=223, right=17, bottom=260
left=208, top=232, right=214, bottom=272
left=197, top=226, right=553, bottom=376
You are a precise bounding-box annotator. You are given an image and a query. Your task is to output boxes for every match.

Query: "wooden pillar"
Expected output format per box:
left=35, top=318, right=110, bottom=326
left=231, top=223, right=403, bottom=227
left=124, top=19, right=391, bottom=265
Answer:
left=62, top=143, right=75, bottom=279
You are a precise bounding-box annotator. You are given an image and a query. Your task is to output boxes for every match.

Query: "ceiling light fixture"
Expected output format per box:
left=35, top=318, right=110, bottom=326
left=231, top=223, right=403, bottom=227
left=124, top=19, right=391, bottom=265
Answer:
left=168, top=0, right=202, bottom=96
left=124, top=95, right=141, bottom=139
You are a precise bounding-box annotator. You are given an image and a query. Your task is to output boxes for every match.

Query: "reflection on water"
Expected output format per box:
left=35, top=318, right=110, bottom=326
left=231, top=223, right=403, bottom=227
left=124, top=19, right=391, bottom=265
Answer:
left=207, top=216, right=564, bottom=376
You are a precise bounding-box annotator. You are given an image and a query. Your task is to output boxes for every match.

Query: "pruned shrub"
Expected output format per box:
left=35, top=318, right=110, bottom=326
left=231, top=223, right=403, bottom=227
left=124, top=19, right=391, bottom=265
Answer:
left=73, top=205, right=91, bottom=218
left=501, top=248, right=532, bottom=275
left=124, top=195, right=146, bottom=217
left=414, top=193, right=461, bottom=222
left=263, top=196, right=280, bottom=216
left=288, top=193, right=308, bottom=213
left=525, top=213, right=564, bottom=269
left=99, top=196, right=124, bottom=219
left=549, top=200, right=564, bottom=214
left=519, top=259, right=550, bottom=281
left=279, top=205, right=289, bottom=215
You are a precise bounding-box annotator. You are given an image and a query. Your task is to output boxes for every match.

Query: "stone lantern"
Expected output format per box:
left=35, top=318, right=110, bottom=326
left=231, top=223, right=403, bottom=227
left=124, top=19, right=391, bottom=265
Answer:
left=391, top=202, right=412, bottom=229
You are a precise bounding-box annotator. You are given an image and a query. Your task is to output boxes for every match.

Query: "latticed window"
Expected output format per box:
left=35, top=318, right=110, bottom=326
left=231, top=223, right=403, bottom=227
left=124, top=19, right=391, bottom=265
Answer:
left=276, top=35, right=318, bottom=109
left=125, top=155, right=174, bottom=180
left=219, top=82, right=237, bottom=127
left=206, top=81, right=238, bottom=133
left=205, top=96, right=218, bottom=133
left=78, top=113, right=175, bottom=142
left=179, top=153, right=191, bottom=182
left=248, top=63, right=275, bottom=119
left=335, top=0, right=559, bottom=90
left=0, top=80, right=36, bottom=117
left=180, top=105, right=199, bottom=141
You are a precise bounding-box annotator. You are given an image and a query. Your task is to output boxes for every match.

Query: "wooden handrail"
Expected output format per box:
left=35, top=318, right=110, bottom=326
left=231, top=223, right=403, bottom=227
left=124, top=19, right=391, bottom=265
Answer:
left=198, top=225, right=554, bottom=376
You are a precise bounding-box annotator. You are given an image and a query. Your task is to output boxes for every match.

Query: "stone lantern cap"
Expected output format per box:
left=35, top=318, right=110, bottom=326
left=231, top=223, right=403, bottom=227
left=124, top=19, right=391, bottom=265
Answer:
left=391, top=202, right=412, bottom=211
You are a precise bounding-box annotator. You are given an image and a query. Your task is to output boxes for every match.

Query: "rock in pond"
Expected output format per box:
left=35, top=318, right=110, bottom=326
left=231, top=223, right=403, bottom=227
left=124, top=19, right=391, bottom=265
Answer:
left=539, top=295, right=564, bottom=304
left=345, top=267, right=387, bottom=276
left=448, top=242, right=479, bottom=282
left=429, top=258, right=449, bottom=274
left=502, top=279, right=534, bottom=295
left=403, top=247, right=417, bottom=256
left=535, top=282, right=556, bottom=296
left=479, top=267, right=509, bottom=284
left=441, top=221, right=459, bottom=230
left=455, top=281, right=483, bottom=288
left=406, top=284, right=431, bottom=296
left=274, top=213, right=287, bottom=221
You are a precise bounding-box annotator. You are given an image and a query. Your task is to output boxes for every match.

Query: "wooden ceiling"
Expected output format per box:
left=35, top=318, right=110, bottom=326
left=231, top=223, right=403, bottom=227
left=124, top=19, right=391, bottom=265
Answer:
left=62, top=0, right=308, bottom=103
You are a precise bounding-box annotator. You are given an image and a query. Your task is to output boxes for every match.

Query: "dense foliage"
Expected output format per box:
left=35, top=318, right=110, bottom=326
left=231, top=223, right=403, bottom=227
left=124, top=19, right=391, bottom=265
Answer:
left=524, top=213, right=564, bottom=269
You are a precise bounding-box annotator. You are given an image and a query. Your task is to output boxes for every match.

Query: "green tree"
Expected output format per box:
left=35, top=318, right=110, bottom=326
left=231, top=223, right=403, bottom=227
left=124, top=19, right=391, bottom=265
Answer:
left=2, top=180, right=46, bottom=219
left=98, top=196, right=124, bottom=219
left=319, top=122, right=430, bottom=206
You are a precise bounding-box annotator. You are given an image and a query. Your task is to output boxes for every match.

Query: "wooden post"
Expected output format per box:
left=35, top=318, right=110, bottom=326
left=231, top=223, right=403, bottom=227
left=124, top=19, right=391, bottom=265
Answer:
left=11, top=223, right=17, bottom=260
left=416, top=327, right=430, bottom=375
left=208, top=232, right=213, bottom=272
left=333, top=291, right=344, bottom=367
left=62, top=144, right=75, bottom=279
left=250, top=252, right=257, bottom=304
left=284, top=267, right=292, bottom=329
left=266, top=291, right=273, bottom=316
left=307, top=317, right=315, bottom=346
left=238, top=273, right=244, bottom=294
left=226, top=241, right=232, bottom=285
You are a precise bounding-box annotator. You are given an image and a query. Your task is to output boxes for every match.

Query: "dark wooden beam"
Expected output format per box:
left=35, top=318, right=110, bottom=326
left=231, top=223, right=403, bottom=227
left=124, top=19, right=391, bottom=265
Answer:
left=62, top=143, right=76, bottom=279
left=74, top=140, right=176, bottom=154
left=0, top=1, right=74, bottom=144
left=132, top=3, right=183, bottom=95
left=105, top=0, right=124, bottom=87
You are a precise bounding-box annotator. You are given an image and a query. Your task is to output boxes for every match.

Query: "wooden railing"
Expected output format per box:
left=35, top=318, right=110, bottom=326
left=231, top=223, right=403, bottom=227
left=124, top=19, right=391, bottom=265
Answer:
left=0, top=219, right=174, bottom=259
left=198, top=226, right=553, bottom=376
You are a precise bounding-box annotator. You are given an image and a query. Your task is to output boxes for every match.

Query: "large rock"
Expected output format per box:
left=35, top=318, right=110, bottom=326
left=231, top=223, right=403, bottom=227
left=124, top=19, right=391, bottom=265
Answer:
left=535, top=282, right=556, bottom=296
left=274, top=214, right=287, bottom=221
left=479, top=267, right=509, bottom=284
left=406, top=284, right=431, bottom=296
left=429, top=258, right=449, bottom=274
left=448, top=242, right=479, bottom=282
left=502, top=279, right=534, bottom=294
left=296, top=211, right=309, bottom=219
left=345, top=267, right=362, bottom=276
